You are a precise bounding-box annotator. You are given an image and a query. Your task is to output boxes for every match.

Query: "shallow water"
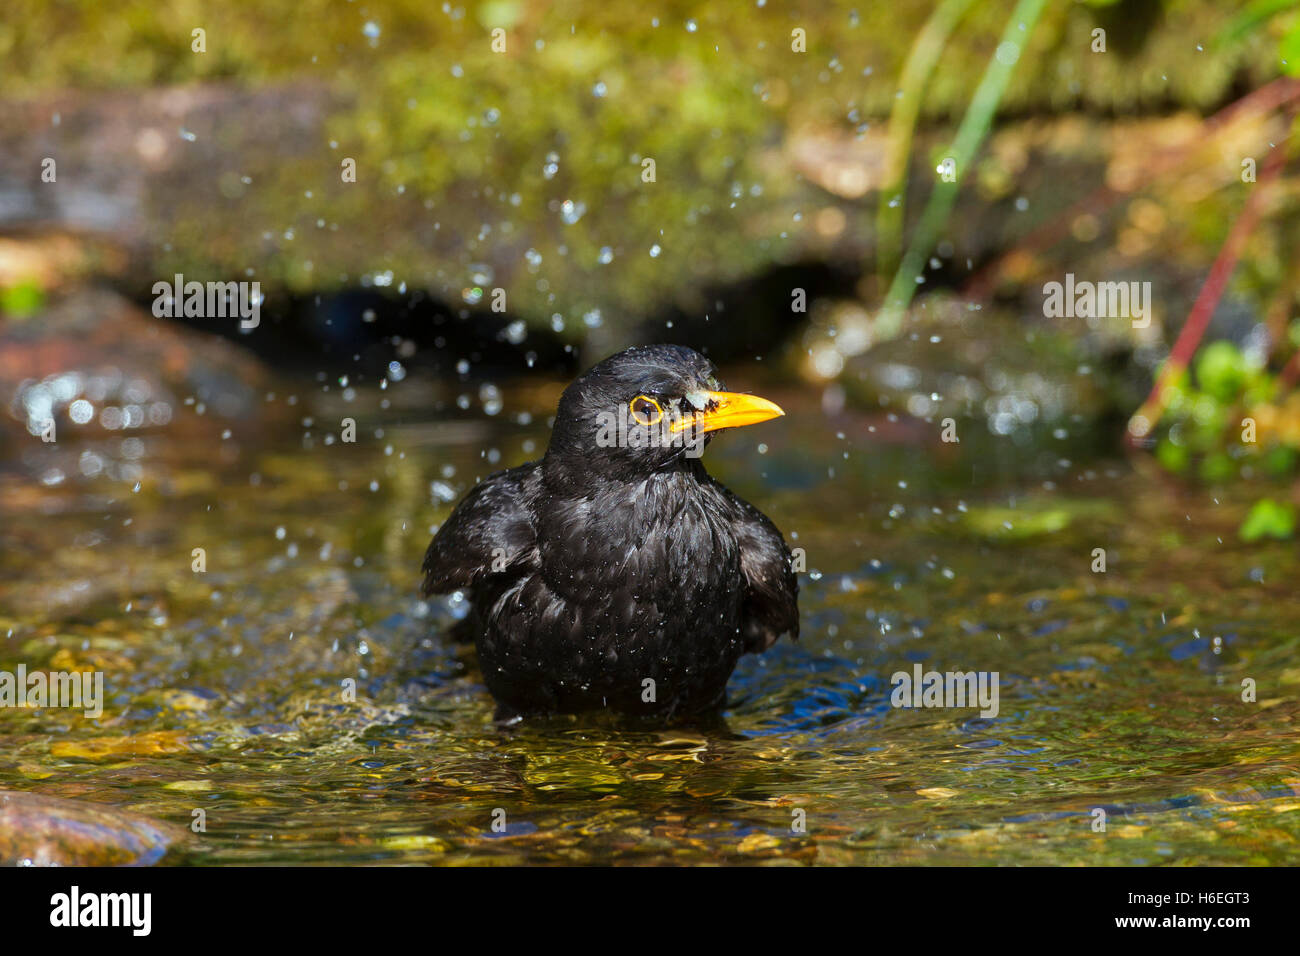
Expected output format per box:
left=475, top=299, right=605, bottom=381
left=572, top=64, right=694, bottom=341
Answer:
left=1, top=370, right=1298, bottom=865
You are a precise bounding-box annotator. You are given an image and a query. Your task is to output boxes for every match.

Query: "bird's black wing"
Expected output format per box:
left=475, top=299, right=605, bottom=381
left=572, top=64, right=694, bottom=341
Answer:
left=421, top=463, right=540, bottom=596
left=721, top=490, right=799, bottom=653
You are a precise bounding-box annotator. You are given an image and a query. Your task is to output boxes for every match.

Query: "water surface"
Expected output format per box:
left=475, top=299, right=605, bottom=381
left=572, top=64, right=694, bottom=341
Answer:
left=1, top=370, right=1297, bottom=865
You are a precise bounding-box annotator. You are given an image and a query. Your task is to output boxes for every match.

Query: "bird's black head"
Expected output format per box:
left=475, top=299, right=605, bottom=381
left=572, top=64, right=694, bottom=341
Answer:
left=544, top=344, right=783, bottom=481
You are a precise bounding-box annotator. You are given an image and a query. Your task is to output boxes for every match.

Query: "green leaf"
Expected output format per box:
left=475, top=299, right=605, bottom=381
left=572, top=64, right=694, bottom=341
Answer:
left=0, top=279, right=45, bottom=319
left=1240, top=498, right=1296, bottom=541
left=1218, top=0, right=1300, bottom=48
left=1199, top=452, right=1236, bottom=483
left=1280, top=22, right=1300, bottom=75
left=1156, top=438, right=1190, bottom=473
left=1195, top=340, right=1249, bottom=403
left=1263, top=445, right=1298, bottom=476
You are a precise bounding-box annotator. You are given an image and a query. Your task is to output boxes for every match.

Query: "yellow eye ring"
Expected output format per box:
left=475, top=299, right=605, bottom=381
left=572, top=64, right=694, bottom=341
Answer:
left=629, top=395, right=663, bottom=426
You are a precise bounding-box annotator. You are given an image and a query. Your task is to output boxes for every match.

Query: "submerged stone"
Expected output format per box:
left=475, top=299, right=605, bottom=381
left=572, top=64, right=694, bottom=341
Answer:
left=0, top=790, right=187, bottom=867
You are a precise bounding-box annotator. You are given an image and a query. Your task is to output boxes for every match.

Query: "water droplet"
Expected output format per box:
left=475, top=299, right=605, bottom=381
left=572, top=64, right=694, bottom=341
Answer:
left=995, top=41, right=1020, bottom=66
left=560, top=199, right=586, bottom=225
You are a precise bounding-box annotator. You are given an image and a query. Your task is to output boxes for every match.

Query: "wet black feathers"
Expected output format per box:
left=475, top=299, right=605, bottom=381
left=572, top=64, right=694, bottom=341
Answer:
left=420, top=345, right=798, bottom=720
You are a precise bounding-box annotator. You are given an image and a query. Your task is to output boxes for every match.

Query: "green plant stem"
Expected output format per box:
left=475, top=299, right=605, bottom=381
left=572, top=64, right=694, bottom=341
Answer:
left=878, top=0, right=1049, bottom=340
left=876, top=0, right=977, bottom=284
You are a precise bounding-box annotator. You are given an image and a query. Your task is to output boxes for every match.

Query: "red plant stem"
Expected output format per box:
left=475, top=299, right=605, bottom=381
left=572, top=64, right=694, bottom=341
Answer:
left=1126, top=136, right=1290, bottom=442
left=965, top=78, right=1300, bottom=301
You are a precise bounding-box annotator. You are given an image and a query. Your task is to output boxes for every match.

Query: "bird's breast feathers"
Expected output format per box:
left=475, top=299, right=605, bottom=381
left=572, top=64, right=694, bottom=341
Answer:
left=535, top=473, right=742, bottom=596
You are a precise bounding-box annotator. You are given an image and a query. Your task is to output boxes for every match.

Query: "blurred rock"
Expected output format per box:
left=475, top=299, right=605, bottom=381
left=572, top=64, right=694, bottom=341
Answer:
left=0, top=83, right=331, bottom=250
left=0, top=285, right=272, bottom=445
left=0, top=790, right=186, bottom=866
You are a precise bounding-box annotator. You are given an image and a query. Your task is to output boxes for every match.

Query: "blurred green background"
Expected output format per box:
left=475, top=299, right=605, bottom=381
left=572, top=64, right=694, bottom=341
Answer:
left=3, top=0, right=1300, bottom=489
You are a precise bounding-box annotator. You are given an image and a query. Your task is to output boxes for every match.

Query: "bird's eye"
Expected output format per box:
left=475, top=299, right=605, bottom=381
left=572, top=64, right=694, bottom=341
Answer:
left=629, top=395, right=663, bottom=426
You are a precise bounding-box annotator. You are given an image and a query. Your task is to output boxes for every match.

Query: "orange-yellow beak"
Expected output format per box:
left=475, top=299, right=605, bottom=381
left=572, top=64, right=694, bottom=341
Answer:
left=670, top=390, right=785, bottom=435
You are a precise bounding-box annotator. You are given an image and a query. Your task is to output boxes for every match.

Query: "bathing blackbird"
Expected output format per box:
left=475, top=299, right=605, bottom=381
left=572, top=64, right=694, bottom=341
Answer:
left=421, top=344, right=798, bottom=721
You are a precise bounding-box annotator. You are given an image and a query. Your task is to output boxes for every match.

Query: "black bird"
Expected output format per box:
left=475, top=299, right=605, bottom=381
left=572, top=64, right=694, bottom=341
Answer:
left=421, top=345, right=798, bottom=721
